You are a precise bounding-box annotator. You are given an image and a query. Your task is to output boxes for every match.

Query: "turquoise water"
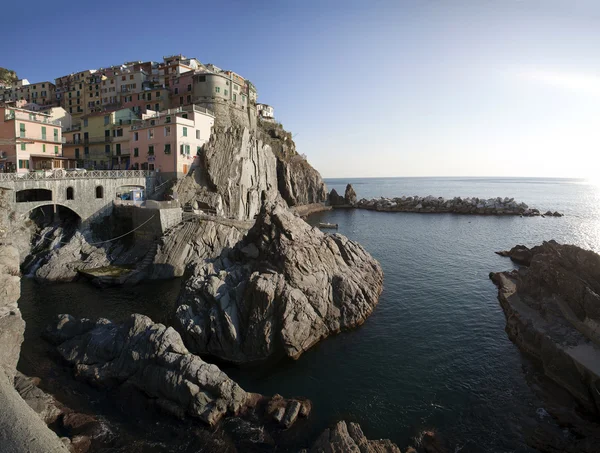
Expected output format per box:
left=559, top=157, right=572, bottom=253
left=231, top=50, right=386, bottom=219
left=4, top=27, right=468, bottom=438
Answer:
left=17, top=177, right=600, bottom=452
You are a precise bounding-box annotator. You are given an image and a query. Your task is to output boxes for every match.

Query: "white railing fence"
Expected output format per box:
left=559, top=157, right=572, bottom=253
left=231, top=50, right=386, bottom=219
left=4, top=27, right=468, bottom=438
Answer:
left=0, top=170, right=156, bottom=181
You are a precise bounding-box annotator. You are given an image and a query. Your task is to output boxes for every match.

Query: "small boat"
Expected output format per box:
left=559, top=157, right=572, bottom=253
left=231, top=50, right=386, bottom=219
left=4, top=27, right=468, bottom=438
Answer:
left=318, top=222, right=338, bottom=229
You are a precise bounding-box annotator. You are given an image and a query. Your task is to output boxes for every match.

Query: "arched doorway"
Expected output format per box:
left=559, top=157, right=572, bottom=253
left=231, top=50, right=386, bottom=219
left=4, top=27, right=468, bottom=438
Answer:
left=95, top=186, right=104, bottom=199
left=66, top=187, right=74, bottom=200
left=16, top=188, right=52, bottom=203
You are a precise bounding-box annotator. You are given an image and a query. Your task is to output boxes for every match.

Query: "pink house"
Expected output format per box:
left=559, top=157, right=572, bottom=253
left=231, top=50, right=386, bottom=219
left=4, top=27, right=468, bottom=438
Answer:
left=168, top=71, right=195, bottom=109
left=129, top=104, right=214, bottom=178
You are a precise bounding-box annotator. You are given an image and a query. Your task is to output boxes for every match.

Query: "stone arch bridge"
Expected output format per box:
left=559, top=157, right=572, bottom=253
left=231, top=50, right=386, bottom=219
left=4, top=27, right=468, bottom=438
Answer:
left=0, top=170, right=157, bottom=222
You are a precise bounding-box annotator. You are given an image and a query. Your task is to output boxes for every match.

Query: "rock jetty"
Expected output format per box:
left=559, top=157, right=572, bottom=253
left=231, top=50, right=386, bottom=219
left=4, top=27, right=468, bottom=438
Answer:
left=175, top=200, right=384, bottom=363
left=491, top=241, right=600, bottom=452
left=45, top=313, right=310, bottom=429
left=328, top=184, right=563, bottom=216
left=356, top=195, right=562, bottom=216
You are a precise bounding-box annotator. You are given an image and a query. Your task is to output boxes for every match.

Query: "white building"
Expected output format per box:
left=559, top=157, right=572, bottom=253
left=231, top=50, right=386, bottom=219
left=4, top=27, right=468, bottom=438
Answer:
left=257, top=103, right=274, bottom=119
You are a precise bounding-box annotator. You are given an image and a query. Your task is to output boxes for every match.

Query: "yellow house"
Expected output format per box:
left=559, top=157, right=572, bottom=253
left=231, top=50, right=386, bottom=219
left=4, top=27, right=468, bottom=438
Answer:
left=63, top=108, right=139, bottom=169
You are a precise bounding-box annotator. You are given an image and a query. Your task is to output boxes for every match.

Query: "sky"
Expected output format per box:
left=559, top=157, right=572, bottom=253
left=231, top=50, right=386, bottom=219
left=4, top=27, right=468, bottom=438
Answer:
left=1, top=0, right=600, bottom=179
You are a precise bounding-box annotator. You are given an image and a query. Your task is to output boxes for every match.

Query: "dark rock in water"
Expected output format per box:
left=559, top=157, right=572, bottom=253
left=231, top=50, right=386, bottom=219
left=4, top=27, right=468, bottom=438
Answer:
left=175, top=201, right=384, bottom=363
left=328, top=188, right=346, bottom=206
left=495, top=244, right=534, bottom=266
left=310, top=420, right=401, bottom=452
left=491, top=240, right=600, bottom=450
left=344, top=184, right=357, bottom=206
left=45, top=313, right=309, bottom=429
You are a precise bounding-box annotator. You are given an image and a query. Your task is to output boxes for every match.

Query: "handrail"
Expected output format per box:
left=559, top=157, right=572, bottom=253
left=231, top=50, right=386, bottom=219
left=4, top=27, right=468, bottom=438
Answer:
left=0, top=170, right=155, bottom=181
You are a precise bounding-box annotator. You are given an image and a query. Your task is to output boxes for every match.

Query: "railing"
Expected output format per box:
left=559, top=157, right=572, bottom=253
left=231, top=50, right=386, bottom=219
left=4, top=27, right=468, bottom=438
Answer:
left=64, top=136, right=113, bottom=145
left=18, top=133, right=64, bottom=143
left=4, top=110, right=62, bottom=125
left=0, top=169, right=155, bottom=181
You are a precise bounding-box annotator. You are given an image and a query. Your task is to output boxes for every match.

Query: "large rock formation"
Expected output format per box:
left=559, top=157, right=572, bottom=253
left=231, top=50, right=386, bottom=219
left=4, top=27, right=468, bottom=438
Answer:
left=0, top=241, right=70, bottom=452
left=148, top=217, right=250, bottom=279
left=490, top=240, right=600, bottom=416
left=174, top=105, right=327, bottom=220
left=45, top=313, right=309, bottom=429
left=175, top=201, right=384, bottom=363
left=310, top=421, right=401, bottom=453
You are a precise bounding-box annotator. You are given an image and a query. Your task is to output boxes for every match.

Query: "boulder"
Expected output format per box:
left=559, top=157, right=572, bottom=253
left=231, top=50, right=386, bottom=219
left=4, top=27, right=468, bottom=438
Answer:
left=175, top=201, right=384, bottom=363
left=45, top=313, right=309, bottom=429
left=494, top=245, right=534, bottom=266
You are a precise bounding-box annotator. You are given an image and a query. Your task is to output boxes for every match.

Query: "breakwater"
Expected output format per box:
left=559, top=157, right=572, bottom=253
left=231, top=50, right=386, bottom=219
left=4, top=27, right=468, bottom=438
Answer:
left=328, top=185, right=563, bottom=216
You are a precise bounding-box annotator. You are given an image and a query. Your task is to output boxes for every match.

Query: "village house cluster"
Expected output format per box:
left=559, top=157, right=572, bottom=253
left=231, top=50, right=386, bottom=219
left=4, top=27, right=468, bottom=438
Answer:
left=0, top=55, right=276, bottom=177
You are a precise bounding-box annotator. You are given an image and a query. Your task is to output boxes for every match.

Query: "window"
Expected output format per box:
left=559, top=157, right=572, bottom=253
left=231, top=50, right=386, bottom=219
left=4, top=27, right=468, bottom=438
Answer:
left=129, top=75, right=134, bottom=80
left=187, top=84, right=191, bottom=91
left=186, top=95, right=191, bottom=103
left=96, top=186, right=104, bottom=198
left=42, top=144, right=46, bottom=153
left=116, top=144, right=121, bottom=155
left=174, top=87, right=179, bottom=94
left=19, top=123, right=25, bottom=138
left=198, top=75, right=206, bottom=82
left=104, top=115, right=109, bottom=125
left=182, top=113, right=187, bottom=119
left=20, top=143, right=26, bottom=151
left=155, top=103, right=159, bottom=111
left=67, top=187, right=74, bottom=200
left=105, top=145, right=111, bottom=154
left=147, top=92, right=152, bottom=100
left=224, top=89, right=228, bottom=96
left=84, top=146, right=89, bottom=155
left=69, top=107, right=73, bottom=113
left=148, top=145, right=154, bottom=155
left=182, top=127, right=187, bottom=137
left=121, top=76, right=126, bottom=81
left=148, top=129, right=154, bottom=139
left=233, top=94, right=236, bottom=102
left=185, top=145, right=190, bottom=155
left=165, top=126, right=171, bottom=136
left=54, top=129, right=58, bottom=142
left=179, top=96, right=183, bottom=105
left=146, top=104, right=150, bottom=110
left=133, top=147, right=139, bottom=157
left=180, top=144, right=184, bottom=154
left=196, top=130, right=200, bottom=139
left=83, top=119, right=88, bottom=127
left=115, top=129, right=123, bottom=137
left=226, top=81, right=229, bottom=86
left=75, top=148, right=80, bottom=159
left=165, top=116, right=171, bottom=123
left=133, top=132, right=138, bottom=141
left=164, top=144, right=171, bottom=154
left=54, top=146, right=59, bottom=154
left=18, top=159, right=29, bottom=169
left=150, top=120, right=156, bottom=126
left=41, top=126, right=47, bottom=140
left=215, top=87, right=220, bottom=93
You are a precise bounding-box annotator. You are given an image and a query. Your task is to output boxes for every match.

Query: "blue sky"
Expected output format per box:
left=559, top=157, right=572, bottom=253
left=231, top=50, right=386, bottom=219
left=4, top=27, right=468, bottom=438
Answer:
left=2, top=0, right=599, bottom=178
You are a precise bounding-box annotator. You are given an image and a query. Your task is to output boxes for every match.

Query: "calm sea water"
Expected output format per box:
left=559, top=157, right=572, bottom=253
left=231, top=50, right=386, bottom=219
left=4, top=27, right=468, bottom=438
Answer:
left=17, top=177, right=600, bottom=452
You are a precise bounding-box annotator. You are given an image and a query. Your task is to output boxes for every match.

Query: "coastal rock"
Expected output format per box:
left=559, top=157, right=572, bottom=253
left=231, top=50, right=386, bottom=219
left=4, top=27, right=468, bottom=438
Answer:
left=310, top=421, right=401, bottom=453
left=344, top=184, right=358, bottom=206
left=175, top=201, right=384, bottom=363
left=176, top=126, right=280, bottom=220
left=328, top=188, right=346, bottom=206
left=0, top=241, right=69, bottom=452
left=495, top=245, right=533, bottom=266
left=490, top=240, right=600, bottom=416
left=45, top=313, right=309, bottom=428
left=148, top=217, right=250, bottom=279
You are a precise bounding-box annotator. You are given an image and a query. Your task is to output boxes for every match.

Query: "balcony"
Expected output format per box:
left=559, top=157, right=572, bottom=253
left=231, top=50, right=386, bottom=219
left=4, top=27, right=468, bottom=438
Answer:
left=5, top=110, right=62, bottom=126
left=64, top=136, right=113, bottom=145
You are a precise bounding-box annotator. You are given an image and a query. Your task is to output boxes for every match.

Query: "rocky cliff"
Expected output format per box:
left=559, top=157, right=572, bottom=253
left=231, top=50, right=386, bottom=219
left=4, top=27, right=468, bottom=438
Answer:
left=174, top=104, right=327, bottom=220
left=490, top=241, right=600, bottom=451
left=175, top=201, right=384, bottom=363
left=0, top=210, right=69, bottom=451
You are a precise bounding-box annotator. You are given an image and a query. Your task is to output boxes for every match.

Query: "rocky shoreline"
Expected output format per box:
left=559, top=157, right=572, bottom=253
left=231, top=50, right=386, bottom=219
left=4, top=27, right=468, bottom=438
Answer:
left=490, top=241, right=600, bottom=452
left=328, top=184, right=564, bottom=217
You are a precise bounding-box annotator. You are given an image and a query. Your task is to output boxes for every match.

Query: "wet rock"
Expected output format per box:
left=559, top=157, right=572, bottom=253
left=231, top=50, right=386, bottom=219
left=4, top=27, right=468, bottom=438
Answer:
left=175, top=201, right=384, bottom=363
left=495, top=245, right=534, bottom=266
left=310, top=420, right=401, bottom=452
left=14, top=372, right=63, bottom=425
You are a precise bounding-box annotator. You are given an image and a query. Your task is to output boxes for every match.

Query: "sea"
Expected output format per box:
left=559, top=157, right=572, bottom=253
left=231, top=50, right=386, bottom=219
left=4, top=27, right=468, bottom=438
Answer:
left=17, top=177, right=600, bottom=452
